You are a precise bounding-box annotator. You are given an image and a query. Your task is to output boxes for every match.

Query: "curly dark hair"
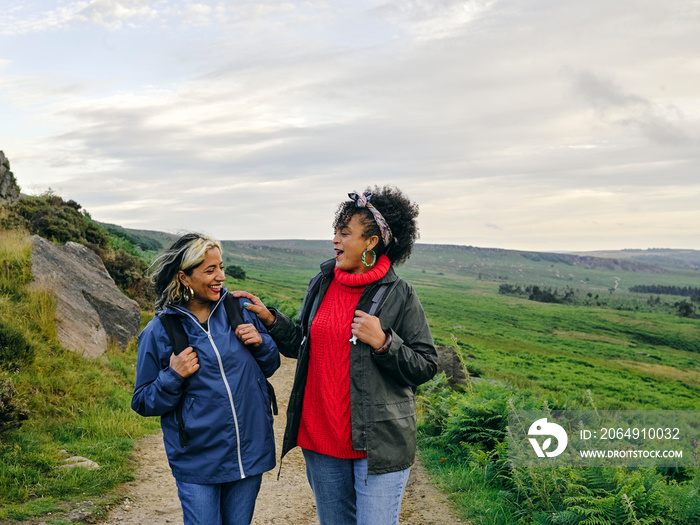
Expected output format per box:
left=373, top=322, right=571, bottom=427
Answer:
left=333, top=185, right=420, bottom=266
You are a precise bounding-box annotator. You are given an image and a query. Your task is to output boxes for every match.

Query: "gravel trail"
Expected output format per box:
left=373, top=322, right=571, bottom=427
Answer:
left=103, top=355, right=464, bottom=524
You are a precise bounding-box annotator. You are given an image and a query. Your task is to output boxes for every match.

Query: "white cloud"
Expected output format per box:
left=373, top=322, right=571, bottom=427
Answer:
left=0, top=0, right=168, bottom=34
left=369, top=0, right=497, bottom=41
left=73, top=0, right=163, bottom=30
left=2, top=0, right=699, bottom=250
left=567, top=69, right=693, bottom=145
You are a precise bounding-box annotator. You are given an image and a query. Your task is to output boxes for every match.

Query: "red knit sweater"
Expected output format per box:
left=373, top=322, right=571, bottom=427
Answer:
left=296, top=255, right=391, bottom=458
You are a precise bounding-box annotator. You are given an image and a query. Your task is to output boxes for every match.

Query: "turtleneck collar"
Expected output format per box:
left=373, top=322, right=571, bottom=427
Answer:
left=333, top=254, right=391, bottom=288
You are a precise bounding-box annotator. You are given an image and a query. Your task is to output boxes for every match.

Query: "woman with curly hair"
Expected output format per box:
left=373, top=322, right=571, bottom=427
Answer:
left=235, top=186, right=437, bottom=525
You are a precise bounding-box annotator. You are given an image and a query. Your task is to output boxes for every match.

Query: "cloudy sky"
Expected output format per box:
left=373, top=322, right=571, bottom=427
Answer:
left=2, top=0, right=699, bottom=252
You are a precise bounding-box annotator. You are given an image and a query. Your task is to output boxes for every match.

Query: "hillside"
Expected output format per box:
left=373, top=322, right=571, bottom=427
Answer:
left=572, top=248, right=700, bottom=270
left=215, top=239, right=700, bottom=292
left=111, top=224, right=700, bottom=290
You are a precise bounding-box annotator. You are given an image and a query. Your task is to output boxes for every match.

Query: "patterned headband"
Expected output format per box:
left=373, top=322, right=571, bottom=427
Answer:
left=348, top=192, right=393, bottom=246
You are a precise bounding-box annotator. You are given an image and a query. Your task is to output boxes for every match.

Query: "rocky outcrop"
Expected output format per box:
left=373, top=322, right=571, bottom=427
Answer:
left=0, top=151, right=20, bottom=206
left=436, top=345, right=469, bottom=389
left=29, top=235, right=140, bottom=357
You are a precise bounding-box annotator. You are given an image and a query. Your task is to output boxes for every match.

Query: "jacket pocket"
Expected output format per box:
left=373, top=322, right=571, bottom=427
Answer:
left=256, top=378, right=274, bottom=425
left=178, top=396, right=196, bottom=448
left=365, top=398, right=417, bottom=474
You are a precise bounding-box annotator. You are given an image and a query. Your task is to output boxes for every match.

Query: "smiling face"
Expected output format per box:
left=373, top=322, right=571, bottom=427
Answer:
left=179, top=247, right=225, bottom=306
left=333, top=214, right=379, bottom=274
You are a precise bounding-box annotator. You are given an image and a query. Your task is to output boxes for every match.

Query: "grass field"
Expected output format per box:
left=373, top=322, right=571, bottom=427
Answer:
left=221, top=239, right=700, bottom=524
left=220, top=240, right=700, bottom=411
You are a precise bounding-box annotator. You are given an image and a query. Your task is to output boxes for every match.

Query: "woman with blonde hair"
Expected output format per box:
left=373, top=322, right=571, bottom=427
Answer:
left=132, top=233, right=279, bottom=525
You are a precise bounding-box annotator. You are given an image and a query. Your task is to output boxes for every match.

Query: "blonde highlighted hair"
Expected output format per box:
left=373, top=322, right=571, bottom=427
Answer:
left=150, top=233, right=222, bottom=310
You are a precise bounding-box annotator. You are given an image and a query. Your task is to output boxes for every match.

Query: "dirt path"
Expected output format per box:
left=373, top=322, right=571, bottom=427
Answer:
left=103, top=356, right=463, bottom=524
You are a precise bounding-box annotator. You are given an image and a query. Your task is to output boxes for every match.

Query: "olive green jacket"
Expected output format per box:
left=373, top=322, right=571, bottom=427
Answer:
left=268, top=259, right=437, bottom=475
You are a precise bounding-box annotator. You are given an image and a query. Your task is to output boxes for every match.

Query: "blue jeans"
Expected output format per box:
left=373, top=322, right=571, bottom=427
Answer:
left=302, top=449, right=411, bottom=525
left=175, top=474, right=263, bottom=525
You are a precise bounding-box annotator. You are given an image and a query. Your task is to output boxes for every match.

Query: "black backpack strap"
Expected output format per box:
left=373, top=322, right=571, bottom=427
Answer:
left=222, top=293, right=245, bottom=327
left=157, top=312, right=190, bottom=355
left=363, top=277, right=402, bottom=317
left=266, top=382, right=278, bottom=416
left=222, top=294, right=278, bottom=416
left=156, top=311, right=190, bottom=447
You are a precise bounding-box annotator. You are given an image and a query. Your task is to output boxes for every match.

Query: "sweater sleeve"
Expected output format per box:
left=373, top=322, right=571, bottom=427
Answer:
left=131, top=320, right=186, bottom=417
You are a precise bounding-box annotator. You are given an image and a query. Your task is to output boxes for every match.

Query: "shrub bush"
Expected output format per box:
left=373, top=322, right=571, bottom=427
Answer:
left=225, top=264, right=246, bottom=280
left=417, top=376, right=700, bottom=525
left=12, top=193, right=108, bottom=247
left=0, top=318, right=36, bottom=369
left=0, top=378, right=29, bottom=435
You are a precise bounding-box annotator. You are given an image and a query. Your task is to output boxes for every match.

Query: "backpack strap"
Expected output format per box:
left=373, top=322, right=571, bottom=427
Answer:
left=366, top=278, right=401, bottom=317
left=156, top=311, right=191, bottom=447
left=157, top=312, right=190, bottom=355
left=222, top=293, right=245, bottom=327
left=222, top=294, right=278, bottom=416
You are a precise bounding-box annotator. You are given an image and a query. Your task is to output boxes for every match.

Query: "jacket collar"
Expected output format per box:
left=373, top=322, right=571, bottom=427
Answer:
left=163, top=288, right=229, bottom=319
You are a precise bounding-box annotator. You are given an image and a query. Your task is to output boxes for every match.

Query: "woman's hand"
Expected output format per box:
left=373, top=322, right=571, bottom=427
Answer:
left=231, top=290, right=276, bottom=328
left=235, top=323, right=262, bottom=348
left=351, top=311, right=388, bottom=350
left=170, top=347, right=200, bottom=378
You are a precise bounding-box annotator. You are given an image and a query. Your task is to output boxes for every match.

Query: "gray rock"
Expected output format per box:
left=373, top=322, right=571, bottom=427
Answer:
left=436, top=345, right=469, bottom=389
left=29, top=235, right=140, bottom=357
left=60, top=455, right=100, bottom=470
left=0, top=151, right=21, bottom=206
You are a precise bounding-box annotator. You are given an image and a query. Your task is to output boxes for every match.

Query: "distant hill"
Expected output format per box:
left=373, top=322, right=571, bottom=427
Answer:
left=112, top=225, right=700, bottom=293
left=96, top=222, right=178, bottom=253
left=570, top=248, right=700, bottom=271
left=218, top=241, right=700, bottom=292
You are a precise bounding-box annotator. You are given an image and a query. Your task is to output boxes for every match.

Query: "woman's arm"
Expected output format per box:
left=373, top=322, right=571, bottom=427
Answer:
left=231, top=290, right=307, bottom=359
left=239, top=305, right=281, bottom=378
left=369, top=286, right=438, bottom=388
left=131, top=324, right=190, bottom=417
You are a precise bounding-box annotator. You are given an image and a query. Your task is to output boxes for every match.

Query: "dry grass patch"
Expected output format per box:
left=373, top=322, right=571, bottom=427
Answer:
left=553, top=330, right=633, bottom=346
left=615, top=360, right=700, bottom=387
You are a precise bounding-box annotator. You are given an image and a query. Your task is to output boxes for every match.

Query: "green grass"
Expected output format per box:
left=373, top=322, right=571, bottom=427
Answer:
left=412, top=281, right=700, bottom=409
left=0, top=227, right=158, bottom=522
left=418, top=440, right=519, bottom=525
left=219, top=240, right=700, bottom=524
left=0, top=339, right=160, bottom=520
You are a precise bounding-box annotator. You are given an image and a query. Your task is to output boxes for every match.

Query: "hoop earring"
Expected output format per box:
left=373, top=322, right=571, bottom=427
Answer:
left=362, top=249, right=376, bottom=267
left=182, top=284, right=194, bottom=302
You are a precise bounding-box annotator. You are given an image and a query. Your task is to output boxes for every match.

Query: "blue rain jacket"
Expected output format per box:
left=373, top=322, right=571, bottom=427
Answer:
left=132, top=291, right=279, bottom=484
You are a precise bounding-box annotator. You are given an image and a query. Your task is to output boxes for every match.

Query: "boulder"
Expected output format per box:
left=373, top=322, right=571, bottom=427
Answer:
left=60, top=455, right=100, bottom=470
left=435, top=345, right=469, bottom=389
left=29, top=235, right=140, bottom=357
left=0, top=151, right=20, bottom=206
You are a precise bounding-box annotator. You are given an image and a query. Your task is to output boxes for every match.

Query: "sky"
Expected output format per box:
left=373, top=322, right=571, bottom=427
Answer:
left=1, top=0, right=699, bottom=252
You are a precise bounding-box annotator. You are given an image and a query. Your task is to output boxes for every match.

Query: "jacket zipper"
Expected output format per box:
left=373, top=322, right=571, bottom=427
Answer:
left=172, top=299, right=247, bottom=479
